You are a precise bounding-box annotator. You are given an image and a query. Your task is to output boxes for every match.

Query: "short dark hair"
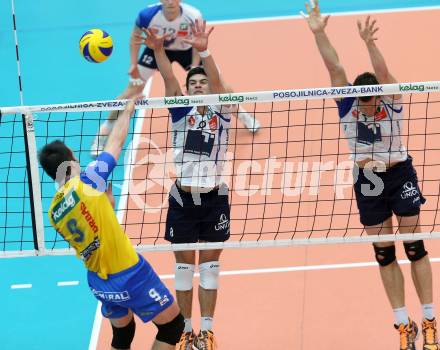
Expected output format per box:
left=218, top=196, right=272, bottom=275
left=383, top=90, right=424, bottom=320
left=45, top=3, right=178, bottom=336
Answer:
left=38, top=140, right=75, bottom=180
left=353, top=72, right=380, bottom=102
left=186, top=66, right=207, bottom=90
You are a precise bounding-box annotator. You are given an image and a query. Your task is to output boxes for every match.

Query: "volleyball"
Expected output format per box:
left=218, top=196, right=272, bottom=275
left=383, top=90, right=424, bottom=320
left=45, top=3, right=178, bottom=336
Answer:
left=79, top=29, right=113, bottom=63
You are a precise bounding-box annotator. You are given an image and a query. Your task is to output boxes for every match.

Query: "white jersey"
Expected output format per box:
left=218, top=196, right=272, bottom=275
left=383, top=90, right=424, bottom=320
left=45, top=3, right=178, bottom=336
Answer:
left=135, top=3, right=202, bottom=51
left=169, top=105, right=233, bottom=188
left=337, top=96, right=407, bottom=163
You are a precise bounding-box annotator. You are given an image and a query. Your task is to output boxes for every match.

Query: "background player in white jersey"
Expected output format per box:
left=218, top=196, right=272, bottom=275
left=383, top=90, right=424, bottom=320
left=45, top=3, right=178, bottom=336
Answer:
left=141, top=19, right=232, bottom=350
left=90, top=0, right=259, bottom=157
left=303, top=1, right=438, bottom=349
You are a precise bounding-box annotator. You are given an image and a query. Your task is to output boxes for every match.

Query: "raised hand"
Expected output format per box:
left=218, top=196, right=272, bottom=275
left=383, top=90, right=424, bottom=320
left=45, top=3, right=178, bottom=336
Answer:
left=124, top=93, right=144, bottom=115
left=132, top=28, right=171, bottom=50
left=183, top=19, right=214, bottom=52
left=128, top=64, right=141, bottom=79
left=358, top=16, right=379, bottom=43
left=301, top=0, right=330, bottom=33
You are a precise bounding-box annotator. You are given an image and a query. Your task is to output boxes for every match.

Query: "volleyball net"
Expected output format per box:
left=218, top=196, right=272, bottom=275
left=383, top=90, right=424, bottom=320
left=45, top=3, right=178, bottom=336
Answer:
left=1, top=81, right=440, bottom=257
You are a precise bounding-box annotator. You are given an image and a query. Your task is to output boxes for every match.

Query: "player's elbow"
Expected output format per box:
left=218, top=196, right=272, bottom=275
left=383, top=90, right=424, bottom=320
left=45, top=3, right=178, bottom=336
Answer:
left=375, top=70, right=392, bottom=84
left=328, top=63, right=345, bottom=76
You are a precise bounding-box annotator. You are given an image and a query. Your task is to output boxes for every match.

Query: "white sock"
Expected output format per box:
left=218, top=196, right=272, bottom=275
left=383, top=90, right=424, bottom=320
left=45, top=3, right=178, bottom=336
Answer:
left=201, top=316, right=213, bottom=331
left=422, top=304, right=435, bottom=320
left=183, top=318, right=192, bottom=333
left=393, top=307, right=409, bottom=325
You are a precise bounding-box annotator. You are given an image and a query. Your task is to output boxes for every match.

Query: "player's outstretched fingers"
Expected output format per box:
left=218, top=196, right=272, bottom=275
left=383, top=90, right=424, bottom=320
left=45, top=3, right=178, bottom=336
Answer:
left=305, top=2, right=312, bottom=15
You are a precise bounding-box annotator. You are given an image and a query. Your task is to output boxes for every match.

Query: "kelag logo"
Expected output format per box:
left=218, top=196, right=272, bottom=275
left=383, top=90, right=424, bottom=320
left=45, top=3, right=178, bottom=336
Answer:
left=51, top=190, right=80, bottom=224
left=164, top=97, right=190, bottom=106
left=218, top=94, right=244, bottom=103
left=399, top=84, right=425, bottom=92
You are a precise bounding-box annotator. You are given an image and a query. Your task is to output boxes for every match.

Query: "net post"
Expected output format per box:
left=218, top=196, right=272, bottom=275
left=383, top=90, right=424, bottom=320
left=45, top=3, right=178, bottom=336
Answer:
left=22, top=112, right=46, bottom=255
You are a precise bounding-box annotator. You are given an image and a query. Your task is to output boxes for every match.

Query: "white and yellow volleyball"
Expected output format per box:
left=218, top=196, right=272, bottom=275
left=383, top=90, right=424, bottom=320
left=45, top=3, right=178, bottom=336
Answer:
left=79, top=29, right=113, bottom=63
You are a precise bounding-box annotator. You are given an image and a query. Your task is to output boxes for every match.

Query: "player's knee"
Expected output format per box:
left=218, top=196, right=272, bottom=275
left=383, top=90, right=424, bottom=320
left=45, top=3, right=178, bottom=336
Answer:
left=404, top=240, right=428, bottom=262
left=175, top=263, right=195, bottom=291
left=111, top=317, right=135, bottom=350
left=155, top=313, right=184, bottom=345
left=199, top=261, right=220, bottom=290
left=373, top=244, right=396, bottom=267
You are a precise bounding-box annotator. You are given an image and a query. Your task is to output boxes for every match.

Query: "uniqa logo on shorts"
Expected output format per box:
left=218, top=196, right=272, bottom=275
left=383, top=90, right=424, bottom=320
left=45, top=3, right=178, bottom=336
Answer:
left=51, top=190, right=80, bottom=224
left=164, top=97, right=190, bottom=106
left=401, top=181, right=418, bottom=199
left=215, top=213, right=230, bottom=231
left=399, top=84, right=425, bottom=92
left=218, top=94, right=244, bottom=103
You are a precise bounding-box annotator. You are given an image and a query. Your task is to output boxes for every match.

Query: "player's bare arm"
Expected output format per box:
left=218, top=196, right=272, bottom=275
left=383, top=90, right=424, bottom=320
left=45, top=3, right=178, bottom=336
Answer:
left=191, top=47, right=201, bottom=68
left=103, top=98, right=138, bottom=161
left=358, top=16, right=402, bottom=99
left=184, top=19, right=225, bottom=94
left=302, top=0, right=348, bottom=88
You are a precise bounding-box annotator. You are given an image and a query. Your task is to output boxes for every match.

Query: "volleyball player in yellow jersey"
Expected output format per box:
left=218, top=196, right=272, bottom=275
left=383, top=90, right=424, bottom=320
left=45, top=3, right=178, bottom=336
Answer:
left=39, top=99, right=184, bottom=350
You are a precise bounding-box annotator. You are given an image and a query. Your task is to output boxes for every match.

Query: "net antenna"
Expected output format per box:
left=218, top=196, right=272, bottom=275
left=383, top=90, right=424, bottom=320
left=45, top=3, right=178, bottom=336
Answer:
left=9, top=0, right=46, bottom=256
left=11, top=0, right=24, bottom=106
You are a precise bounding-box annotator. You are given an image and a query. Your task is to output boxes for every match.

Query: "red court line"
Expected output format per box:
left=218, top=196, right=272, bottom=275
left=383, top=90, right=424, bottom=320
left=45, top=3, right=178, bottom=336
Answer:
left=96, top=10, right=440, bottom=349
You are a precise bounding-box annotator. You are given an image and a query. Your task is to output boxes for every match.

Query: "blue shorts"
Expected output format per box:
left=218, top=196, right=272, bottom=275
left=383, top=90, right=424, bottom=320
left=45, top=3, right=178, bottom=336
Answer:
left=165, top=183, right=231, bottom=244
left=353, top=156, right=426, bottom=226
left=87, top=255, right=174, bottom=322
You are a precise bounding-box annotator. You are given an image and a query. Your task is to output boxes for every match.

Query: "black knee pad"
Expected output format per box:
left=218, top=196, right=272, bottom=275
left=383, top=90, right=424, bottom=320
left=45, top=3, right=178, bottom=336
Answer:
left=404, top=240, right=428, bottom=262
left=155, top=313, right=184, bottom=345
left=111, top=317, right=136, bottom=350
left=373, top=244, right=396, bottom=267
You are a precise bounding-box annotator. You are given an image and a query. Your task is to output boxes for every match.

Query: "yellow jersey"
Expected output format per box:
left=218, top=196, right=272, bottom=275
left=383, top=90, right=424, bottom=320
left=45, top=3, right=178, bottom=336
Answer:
left=47, top=152, right=138, bottom=279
